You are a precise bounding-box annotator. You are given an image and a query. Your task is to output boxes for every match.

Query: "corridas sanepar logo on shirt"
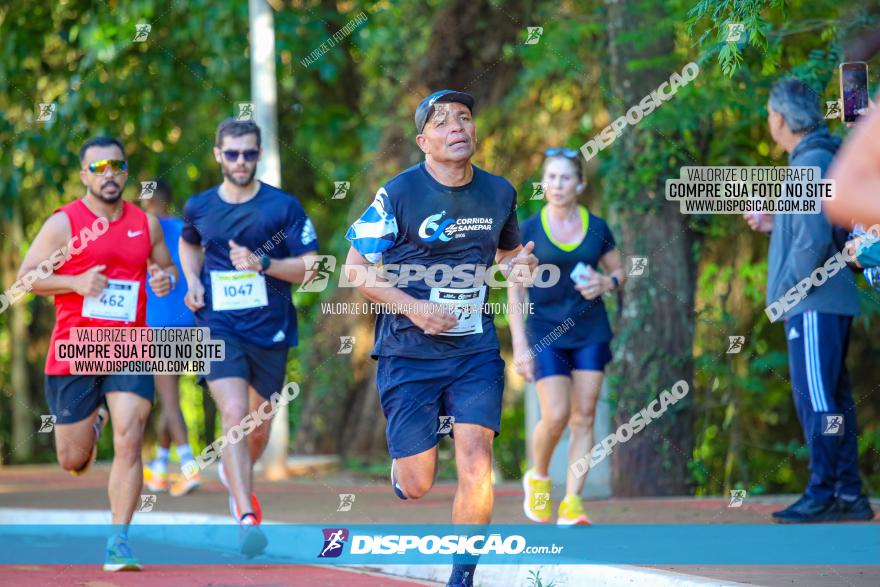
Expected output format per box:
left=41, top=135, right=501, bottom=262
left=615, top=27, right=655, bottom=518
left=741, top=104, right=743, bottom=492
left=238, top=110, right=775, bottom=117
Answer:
left=417, top=211, right=493, bottom=242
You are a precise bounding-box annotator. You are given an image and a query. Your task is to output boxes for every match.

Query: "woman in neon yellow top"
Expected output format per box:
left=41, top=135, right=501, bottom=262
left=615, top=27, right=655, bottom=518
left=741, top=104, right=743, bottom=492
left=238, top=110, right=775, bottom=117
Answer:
left=508, top=148, right=626, bottom=525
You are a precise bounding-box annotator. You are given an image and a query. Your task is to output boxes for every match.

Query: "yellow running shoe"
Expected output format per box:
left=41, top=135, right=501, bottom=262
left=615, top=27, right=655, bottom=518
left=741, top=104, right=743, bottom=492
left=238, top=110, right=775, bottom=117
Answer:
left=557, top=494, right=591, bottom=526
left=169, top=471, right=202, bottom=497
left=522, top=468, right=552, bottom=523
left=70, top=407, right=108, bottom=477
left=143, top=462, right=169, bottom=492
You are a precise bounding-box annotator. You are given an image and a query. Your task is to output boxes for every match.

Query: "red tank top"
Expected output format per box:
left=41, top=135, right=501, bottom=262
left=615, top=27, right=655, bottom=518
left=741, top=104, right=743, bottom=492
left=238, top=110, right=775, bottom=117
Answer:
left=46, top=199, right=152, bottom=375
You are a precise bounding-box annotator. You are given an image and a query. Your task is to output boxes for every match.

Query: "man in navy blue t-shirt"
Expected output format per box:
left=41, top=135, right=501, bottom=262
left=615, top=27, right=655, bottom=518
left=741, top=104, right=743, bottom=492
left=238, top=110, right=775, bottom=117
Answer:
left=345, top=90, right=537, bottom=587
left=180, top=119, right=319, bottom=556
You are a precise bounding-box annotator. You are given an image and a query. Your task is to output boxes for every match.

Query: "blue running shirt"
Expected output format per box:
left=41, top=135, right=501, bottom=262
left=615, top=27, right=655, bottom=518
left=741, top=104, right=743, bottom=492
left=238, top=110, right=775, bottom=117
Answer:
left=181, top=183, right=319, bottom=348
left=146, top=216, right=195, bottom=328
left=346, top=162, right=520, bottom=359
left=520, top=207, right=616, bottom=348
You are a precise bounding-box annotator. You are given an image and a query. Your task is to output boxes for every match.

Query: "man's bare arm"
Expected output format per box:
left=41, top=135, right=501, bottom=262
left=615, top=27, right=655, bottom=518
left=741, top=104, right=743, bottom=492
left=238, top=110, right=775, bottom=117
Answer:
left=344, top=247, right=457, bottom=335
left=827, top=105, right=880, bottom=227
left=178, top=236, right=207, bottom=311
left=16, top=212, right=101, bottom=297
left=227, top=238, right=316, bottom=284
left=178, top=237, right=204, bottom=287
left=264, top=253, right=315, bottom=284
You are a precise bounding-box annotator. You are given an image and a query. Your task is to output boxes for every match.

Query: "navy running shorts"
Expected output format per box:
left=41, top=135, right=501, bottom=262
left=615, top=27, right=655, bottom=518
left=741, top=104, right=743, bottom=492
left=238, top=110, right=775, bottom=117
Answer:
left=200, top=333, right=289, bottom=399
left=376, top=348, right=505, bottom=458
left=45, top=373, right=154, bottom=424
left=533, top=341, right=612, bottom=381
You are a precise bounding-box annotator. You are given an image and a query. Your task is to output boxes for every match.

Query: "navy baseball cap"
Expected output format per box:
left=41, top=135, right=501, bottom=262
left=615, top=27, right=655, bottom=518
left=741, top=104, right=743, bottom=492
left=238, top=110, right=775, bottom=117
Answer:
left=414, top=89, right=476, bottom=133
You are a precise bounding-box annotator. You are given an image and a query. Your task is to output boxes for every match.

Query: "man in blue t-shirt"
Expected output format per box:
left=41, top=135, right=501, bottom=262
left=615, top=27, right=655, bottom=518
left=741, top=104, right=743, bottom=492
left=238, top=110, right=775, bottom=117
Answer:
left=141, top=180, right=202, bottom=498
left=345, top=90, right=537, bottom=587
left=180, top=119, right=319, bottom=556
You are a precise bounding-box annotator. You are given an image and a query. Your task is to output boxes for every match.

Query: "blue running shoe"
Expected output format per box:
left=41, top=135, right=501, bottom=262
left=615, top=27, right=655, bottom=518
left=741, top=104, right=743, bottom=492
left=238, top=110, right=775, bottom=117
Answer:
left=239, top=513, right=268, bottom=558
left=103, top=534, right=142, bottom=571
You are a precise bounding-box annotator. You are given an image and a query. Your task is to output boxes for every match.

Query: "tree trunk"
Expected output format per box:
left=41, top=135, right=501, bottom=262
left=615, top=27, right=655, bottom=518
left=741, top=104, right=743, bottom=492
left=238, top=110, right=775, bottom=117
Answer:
left=8, top=207, right=33, bottom=463
left=605, top=0, right=695, bottom=496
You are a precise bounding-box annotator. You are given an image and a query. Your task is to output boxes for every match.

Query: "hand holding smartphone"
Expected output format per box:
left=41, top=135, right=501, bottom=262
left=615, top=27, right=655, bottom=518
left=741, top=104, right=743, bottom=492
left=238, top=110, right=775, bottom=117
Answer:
left=570, top=262, right=594, bottom=286
left=840, top=62, right=869, bottom=123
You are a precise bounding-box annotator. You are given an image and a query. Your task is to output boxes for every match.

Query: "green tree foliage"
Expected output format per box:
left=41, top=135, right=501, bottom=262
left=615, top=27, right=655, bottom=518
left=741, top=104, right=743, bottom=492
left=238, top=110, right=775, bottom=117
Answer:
left=1, top=0, right=877, bottom=496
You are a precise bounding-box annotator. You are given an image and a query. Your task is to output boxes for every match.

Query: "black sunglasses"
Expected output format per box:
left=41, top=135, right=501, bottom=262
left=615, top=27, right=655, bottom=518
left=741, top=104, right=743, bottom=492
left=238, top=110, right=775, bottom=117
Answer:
left=222, top=149, right=260, bottom=162
left=544, top=147, right=579, bottom=159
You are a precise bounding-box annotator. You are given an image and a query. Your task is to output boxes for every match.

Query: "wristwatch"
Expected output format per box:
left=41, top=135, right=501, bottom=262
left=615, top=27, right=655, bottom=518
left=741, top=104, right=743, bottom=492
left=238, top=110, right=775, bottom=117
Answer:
left=610, top=275, right=620, bottom=291
left=260, top=255, right=272, bottom=272
left=168, top=273, right=177, bottom=291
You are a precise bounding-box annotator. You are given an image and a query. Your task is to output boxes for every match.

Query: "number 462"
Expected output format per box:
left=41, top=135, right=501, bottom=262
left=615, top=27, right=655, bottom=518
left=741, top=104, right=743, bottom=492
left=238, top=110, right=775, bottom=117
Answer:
left=100, top=294, right=124, bottom=307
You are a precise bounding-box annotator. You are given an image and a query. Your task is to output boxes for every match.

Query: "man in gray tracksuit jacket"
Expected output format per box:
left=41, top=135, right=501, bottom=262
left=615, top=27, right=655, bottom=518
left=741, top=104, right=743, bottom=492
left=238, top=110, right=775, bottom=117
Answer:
left=747, top=77, right=873, bottom=523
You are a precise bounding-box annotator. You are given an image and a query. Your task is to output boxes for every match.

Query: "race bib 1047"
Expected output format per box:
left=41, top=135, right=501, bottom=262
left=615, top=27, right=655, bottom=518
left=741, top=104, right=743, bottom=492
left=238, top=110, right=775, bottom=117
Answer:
left=210, top=270, right=268, bottom=311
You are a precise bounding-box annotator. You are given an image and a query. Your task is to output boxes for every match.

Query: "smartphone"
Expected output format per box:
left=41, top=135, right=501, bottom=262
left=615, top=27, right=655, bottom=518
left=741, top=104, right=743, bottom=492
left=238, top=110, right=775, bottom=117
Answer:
left=570, top=262, right=593, bottom=285
left=840, top=62, right=869, bottom=123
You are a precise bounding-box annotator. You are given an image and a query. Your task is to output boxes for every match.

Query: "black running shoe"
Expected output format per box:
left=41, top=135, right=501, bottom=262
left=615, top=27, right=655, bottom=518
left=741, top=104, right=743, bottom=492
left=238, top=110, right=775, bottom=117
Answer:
left=772, top=494, right=838, bottom=524
left=830, top=495, right=875, bottom=522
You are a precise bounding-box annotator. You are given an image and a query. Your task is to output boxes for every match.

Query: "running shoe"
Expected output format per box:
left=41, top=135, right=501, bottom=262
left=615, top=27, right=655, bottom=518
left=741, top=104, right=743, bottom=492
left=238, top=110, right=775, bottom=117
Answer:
left=70, top=406, right=109, bottom=477
left=169, top=471, right=201, bottom=497
left=144, top=461, right=169, bottom=492
left=830, top=495, right=876, bottom=522
left=522, top=468, right=552, bottom=523
left=239, top=513, right=268, bottom=558
left=557, top=494, right=591, bottom=525
left=103, top=534, right=142, bottom=571
left=446, top=566, right=475, bottom=587
left=390, top=458, right=408, bottom=500
left=219, top=460, right=263, bottom=523
left=772, top=494, right=838, bottom=523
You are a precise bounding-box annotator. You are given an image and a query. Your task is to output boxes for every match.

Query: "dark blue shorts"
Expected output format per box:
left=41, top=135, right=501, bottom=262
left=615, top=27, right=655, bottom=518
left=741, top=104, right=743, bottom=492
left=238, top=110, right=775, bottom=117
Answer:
left=376, top=349, right=505, bottom=458
left=201, top=334, right=289, bottom=399
left=45, top=374, right=154, bottom=424
left=534, top=341, right=612, bottom=380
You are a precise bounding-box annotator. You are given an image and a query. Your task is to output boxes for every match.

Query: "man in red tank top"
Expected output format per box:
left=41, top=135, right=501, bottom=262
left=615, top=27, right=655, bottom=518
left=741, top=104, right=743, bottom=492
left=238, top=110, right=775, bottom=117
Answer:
left=16, top=136, right=178, bottom=572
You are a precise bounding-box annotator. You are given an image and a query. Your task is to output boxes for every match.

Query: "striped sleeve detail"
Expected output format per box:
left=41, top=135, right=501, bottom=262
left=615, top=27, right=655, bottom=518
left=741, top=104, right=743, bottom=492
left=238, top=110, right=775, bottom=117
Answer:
left=345, top=187, right=398, bottom=264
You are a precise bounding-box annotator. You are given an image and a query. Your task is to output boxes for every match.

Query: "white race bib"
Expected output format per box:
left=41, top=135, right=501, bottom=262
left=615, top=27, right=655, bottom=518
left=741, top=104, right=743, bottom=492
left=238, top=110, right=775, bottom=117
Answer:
left=210, top=270, right=268, bottom=311
left=429, top=286, right=485, bottom=336
left=82, top=279, right=140, bottom=322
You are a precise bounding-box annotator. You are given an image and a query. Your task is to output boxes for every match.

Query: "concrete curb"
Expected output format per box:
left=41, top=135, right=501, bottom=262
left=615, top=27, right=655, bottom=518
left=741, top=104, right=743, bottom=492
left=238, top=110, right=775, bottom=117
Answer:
left=0, top=507, right=234, bottom=525
left=355, top=563, right=752, bottom=587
